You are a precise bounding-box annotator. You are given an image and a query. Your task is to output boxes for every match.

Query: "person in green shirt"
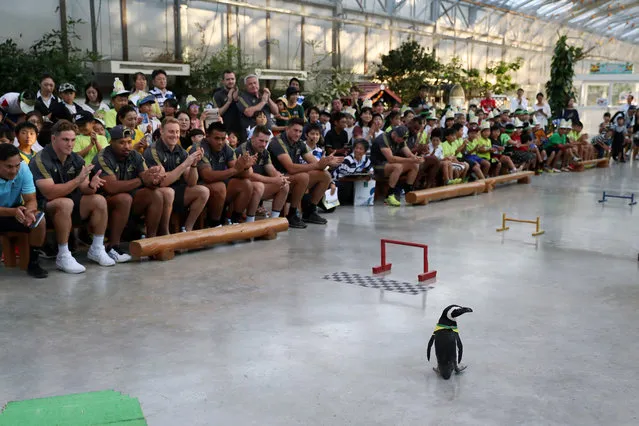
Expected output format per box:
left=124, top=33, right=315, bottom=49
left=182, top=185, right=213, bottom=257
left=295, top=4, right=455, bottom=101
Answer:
left=567, top=120, right=594, bottom=161
left=441, top=128, right=468, bottom=181
left=73, top=110, right=106, bottom=165
left=545, top=119, right=574, bottom=171
left=475, top=122, right=500, bottom=176
left=103, top=78, right=130, bottom=129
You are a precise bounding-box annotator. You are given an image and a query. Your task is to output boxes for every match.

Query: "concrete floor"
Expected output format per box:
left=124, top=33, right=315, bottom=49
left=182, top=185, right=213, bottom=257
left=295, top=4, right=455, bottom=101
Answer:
left=1, top=163, right=639, bottom=426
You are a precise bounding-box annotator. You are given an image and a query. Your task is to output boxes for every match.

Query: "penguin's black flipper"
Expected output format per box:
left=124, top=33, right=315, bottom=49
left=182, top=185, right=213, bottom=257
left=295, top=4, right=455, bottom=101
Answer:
left=456, top=333, right=464, bottom=363
left=427, top=335, right=435, bottom=361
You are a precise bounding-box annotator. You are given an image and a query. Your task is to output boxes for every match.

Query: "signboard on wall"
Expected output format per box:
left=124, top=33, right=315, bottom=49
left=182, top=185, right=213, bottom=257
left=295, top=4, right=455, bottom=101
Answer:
left=590, top=62, right=633, bottom=74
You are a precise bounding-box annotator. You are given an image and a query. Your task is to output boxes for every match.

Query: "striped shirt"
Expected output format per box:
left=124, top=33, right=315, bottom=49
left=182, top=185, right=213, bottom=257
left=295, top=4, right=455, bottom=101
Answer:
left=331, top=154, right=372, bottom=180
left=149, top=88, right=175, bottom=108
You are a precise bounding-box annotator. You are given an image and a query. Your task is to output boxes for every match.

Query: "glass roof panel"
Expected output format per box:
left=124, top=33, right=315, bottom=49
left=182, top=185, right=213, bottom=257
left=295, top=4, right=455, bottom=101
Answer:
left=470, top=0, right=639, bottom=43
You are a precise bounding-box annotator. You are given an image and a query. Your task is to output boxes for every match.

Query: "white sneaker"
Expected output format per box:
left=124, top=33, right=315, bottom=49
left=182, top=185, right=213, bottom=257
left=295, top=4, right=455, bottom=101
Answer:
left=107, top=247, right=132, bottom=263
left=87, top=246, right=116, bottom=266
left=56, top=252, right=86, bottom=274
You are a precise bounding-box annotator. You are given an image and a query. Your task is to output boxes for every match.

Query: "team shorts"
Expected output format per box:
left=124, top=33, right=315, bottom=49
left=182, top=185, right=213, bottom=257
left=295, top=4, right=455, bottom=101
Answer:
left=0, top=216, right=31, bottom=233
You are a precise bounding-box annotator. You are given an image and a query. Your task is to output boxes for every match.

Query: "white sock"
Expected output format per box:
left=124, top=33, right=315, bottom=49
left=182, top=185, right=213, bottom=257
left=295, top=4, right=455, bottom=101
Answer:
left=271, top=211, right=281, bottom=218
left=91, top=235, right=105, bottom=251
left=58, top=243, right=70, bottom=257
left=246, top=216, right=255, bottom=223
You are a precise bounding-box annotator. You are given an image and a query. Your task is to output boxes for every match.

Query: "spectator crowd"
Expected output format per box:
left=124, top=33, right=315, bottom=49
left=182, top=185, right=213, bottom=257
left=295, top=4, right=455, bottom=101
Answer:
left=0, top=70, right=637, bottom=278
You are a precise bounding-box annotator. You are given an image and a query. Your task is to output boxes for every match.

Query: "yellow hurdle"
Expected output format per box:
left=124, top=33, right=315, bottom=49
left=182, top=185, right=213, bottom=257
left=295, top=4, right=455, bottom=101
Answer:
left=496, top=213, right=545, bottom=237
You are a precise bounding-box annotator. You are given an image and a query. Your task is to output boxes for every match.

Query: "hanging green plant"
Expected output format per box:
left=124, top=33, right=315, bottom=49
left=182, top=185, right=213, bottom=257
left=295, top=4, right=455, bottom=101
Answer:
left=545, top=35, right=591, bottom=119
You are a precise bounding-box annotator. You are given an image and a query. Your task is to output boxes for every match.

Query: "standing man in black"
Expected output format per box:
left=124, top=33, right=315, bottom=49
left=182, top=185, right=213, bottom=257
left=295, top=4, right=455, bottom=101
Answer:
left=237, top=74, right=279, bottom=136
left=409, top=85, right=430, bottom=114
left=212, top=70, right=245, bottom=142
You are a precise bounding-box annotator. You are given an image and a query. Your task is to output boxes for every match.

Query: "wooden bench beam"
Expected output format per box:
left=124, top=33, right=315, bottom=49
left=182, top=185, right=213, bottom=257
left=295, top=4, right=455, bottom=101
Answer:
left=129, top=218, right=289, bottom=260
left=405, top=181, right=486, bottom=205
left=484, top=171, right=535, bottom=192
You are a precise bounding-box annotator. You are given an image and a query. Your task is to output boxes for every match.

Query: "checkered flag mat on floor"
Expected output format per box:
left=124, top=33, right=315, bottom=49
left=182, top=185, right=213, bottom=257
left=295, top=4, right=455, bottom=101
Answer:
left=323, top=272, right=432, bottom=295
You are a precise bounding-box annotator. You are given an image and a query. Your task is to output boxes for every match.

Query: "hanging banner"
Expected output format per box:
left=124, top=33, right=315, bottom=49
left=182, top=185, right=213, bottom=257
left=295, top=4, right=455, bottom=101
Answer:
left=590, top=62, right=633, bottom=74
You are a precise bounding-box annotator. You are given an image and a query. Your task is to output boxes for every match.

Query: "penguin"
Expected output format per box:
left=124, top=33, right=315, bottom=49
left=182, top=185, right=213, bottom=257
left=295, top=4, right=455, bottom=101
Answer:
left=427, top=304, right=473, bottom=379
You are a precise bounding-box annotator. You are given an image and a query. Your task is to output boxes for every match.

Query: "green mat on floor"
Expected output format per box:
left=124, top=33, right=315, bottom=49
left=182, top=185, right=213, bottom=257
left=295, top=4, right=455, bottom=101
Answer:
left=0, top=390, right=147, bottom=426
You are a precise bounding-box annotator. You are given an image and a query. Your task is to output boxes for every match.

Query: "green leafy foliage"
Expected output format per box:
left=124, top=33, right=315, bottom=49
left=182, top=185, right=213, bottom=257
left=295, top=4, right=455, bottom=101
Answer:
left=183, top=25, right=257, bottom=99
left=302, top=40, right=354, bottom=107
left=305, top=68, right=354, bottom=107
left=486, top=58, right=523, bottom=95
left=375, top=41, right=522, bottom=102
left=375, top=40, right=442, bottom=100
left=0, top=19, right=96, bottom=95
left=545, top=35, right=589, bottom=118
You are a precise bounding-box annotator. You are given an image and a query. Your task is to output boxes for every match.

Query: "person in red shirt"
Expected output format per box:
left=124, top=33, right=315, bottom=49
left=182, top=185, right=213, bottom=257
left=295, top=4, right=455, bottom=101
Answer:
left=480, top=90, right=497, bottom=114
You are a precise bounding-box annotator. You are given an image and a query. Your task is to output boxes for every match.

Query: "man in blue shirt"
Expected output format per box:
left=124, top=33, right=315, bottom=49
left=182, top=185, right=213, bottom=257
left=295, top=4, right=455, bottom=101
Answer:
left=0, top=144, right=48, bottom=278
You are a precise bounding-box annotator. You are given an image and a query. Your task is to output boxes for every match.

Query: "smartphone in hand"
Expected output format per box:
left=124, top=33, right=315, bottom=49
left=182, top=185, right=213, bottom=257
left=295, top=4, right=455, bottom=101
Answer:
left=29, top=211, right=45, bottom=229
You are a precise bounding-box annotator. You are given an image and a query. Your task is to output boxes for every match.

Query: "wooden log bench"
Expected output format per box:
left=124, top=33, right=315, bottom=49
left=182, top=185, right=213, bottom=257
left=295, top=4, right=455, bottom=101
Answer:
left=572, top=158, right=610, bottom=172
left=405, top=181, right=486, bottom=205
left=1, top=232, right=30, bottom=270
left=129, top=217, right=289, bottom=261
left=484, top=171, right=535, bottom=192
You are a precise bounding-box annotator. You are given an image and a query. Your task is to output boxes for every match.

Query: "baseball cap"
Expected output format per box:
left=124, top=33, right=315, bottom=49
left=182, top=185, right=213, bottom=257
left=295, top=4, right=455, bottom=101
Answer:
left=109, top=125, right=133, bottom=140
left=19, top=91, right=36, bottom=114
left=59, top=83, right=76, bottom=93
left=73, top=109, right=94, bottom=124
left=285, top=86, right=300, bottom=97
left=110, top=77, right=130, bottom=98
left=392, top=125, right=409, bottom=139
left=138, top=95, right=156, bottom=107
left=342, top=106, right=356, bottom=117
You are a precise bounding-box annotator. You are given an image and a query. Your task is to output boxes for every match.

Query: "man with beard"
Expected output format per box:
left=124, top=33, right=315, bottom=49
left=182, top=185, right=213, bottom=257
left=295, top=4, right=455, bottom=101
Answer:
left=268, top=118, right=342, bottom=228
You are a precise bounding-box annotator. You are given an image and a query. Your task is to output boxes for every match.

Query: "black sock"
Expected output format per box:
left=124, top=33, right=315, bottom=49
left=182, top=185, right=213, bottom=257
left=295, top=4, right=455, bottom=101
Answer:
left=230, top=212, right=242, bottom=223
left=29, top=247, right=40, bottom=264
left=289, top=207, right=298, bottom=217
left=208, top=218, right=220, bottom=227
left=404, top=184, right=413, bottom=193
left=393, top=185, right=402, bottom=198
left=387, top=185, right=395, bottom=198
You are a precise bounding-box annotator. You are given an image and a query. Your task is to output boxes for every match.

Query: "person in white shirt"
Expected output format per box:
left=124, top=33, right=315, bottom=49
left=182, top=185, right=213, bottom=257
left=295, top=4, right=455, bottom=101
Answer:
left=343, top=106, right=356, bottom=143
left=35, top=73, right=59, bottom=118
left=533, top=92, right=551, bottom=130
left=510, top=88, right=528, bottom=111
left=621, top=94, right=635, bottom=117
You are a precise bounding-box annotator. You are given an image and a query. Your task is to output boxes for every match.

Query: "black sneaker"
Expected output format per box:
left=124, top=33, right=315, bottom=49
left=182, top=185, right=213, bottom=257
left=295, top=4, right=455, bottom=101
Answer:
left=287, top=214, right=308, bottom=229
left=27, top=262, right=48, bottom=279
left=303, top=211, right=328, bottom=225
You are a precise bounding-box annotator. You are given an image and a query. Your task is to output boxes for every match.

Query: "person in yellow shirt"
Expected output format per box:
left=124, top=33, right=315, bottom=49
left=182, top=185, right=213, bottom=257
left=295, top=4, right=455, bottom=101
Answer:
left=14, top=122, right=39, bottom=164
left=117, top=105, right=147, bottom=153
left=462, top=127, right=488, bottom=180
left=441, top=128, right=468, bottom=181
left=73, top=110, right=106, bottom=164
